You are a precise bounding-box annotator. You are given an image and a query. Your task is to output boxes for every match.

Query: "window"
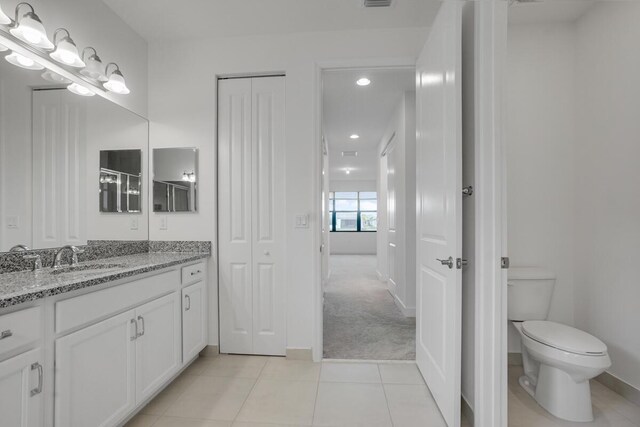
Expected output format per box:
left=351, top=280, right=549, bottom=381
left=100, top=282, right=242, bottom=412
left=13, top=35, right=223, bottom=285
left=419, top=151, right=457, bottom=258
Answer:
left=329, top=191, right=377, bottom=232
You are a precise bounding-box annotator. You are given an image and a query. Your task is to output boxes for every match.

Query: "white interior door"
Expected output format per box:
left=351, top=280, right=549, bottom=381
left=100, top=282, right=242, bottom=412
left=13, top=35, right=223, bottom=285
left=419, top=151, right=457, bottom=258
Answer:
left=250, top=77, right=286, bottom=356
left=219, top=76, right=286, bottom=356
left=415, top=2, right=463, bottom=427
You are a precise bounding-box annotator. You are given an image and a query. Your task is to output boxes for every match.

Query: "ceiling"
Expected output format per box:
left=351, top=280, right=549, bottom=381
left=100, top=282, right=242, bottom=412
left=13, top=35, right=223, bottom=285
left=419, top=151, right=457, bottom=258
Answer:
left=508, top=1, right=595, bottom=24
left=101, top=0, right=440, bottom=42
left=323, top=67, right=414, bottom=182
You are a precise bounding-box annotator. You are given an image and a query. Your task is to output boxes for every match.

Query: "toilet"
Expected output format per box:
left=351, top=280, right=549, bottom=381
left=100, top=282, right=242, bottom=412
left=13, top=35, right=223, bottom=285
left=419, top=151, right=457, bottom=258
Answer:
left=508, top=267, right=611, bottom=422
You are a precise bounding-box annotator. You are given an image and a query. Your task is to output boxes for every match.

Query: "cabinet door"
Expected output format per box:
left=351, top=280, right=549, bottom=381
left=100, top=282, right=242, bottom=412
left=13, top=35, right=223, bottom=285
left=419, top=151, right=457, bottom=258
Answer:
left=135, top=293, right=180, bottom=404
left=182, top=281, right=207, bottom=362
left=0, top=348, right=44, bottom=427
left=55, top=310, right=136, bottom=427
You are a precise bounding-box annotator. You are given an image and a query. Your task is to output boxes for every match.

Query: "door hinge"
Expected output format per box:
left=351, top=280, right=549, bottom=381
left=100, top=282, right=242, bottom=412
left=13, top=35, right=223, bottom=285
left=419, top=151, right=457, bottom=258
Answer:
left=501, top=257, right=510, bottom=269
left=462, top=186, right=473, bottom=196
left=456, top=258, right=468, bottom=269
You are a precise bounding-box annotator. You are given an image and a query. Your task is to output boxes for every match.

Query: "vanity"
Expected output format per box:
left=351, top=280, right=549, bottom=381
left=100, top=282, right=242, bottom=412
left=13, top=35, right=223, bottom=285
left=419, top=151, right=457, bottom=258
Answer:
left=0, top=245, right=210, bottom=427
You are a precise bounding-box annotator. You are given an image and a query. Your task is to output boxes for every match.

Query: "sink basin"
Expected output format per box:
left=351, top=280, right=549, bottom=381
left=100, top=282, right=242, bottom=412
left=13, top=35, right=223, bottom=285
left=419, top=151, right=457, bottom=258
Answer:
left=50, top=263, right=126, bottom=275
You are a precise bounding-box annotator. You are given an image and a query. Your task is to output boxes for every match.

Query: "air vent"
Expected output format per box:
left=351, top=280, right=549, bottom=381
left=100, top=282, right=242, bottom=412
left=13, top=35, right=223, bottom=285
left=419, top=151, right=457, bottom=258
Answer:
left=342, top=151, right=358, bottom=157
left=364, top=0, right=393, bottom=8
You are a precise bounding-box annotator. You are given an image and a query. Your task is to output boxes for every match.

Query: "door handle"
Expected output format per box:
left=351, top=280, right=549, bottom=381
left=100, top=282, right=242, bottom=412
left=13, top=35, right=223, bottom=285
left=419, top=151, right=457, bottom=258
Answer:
left=30, top=362, right=43, bottom=396
left=436, top=257, right=454, bottom=269
left=137, top=316, right=145, bottom=337
left=185, top=295, right=191, bottom=311
left=130, top=318, right=138, bottom=341
left=0, top=329, right=13, bottom=340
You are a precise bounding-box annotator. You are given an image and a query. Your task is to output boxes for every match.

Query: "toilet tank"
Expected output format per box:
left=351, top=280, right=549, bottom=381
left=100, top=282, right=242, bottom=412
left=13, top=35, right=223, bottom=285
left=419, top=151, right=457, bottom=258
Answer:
left=507, top=267, right=556, bottom=321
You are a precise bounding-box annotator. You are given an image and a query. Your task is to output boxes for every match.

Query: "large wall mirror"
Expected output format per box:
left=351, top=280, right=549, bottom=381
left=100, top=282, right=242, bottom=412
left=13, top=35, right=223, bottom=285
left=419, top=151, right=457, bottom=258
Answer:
left=0, top=58, right=149, bottom=252
left=153, top=148, right=198, bottom=212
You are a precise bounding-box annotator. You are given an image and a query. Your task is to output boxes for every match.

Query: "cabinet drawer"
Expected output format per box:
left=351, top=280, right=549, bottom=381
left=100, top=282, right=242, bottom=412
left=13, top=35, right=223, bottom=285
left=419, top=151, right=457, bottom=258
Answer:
left=56, top=270, right=180, bottom=334
left=182, top=262, right=205, bottom=285
left=0, top=307, right=41, bottom=357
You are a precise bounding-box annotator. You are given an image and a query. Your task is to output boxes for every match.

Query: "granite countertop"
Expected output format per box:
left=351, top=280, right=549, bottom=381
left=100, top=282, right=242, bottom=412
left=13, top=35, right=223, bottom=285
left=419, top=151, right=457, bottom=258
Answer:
left=0, top=252, right=209, bottom=308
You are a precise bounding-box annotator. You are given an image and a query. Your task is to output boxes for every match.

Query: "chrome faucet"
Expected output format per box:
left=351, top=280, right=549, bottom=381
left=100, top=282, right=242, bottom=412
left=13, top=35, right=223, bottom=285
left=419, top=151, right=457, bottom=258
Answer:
left=9, top=244, right=30, bottom=252
left=53, top=245, right=85, bottom=269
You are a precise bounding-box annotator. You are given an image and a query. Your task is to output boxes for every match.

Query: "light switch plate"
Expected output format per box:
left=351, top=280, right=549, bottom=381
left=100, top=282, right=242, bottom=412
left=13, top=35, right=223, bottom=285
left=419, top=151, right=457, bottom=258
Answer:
left=130, top=217, right=139, bottom=230
left=295, top=214, right=309, bottom=228
left=6, top=216, right=19, bottom=229
left=159, top=216, right=168, bottom=230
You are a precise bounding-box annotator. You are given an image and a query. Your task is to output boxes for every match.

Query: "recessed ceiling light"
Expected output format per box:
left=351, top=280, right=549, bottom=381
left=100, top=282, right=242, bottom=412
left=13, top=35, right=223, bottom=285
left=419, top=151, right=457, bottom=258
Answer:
left=345, top=170, right=351, bottom=175
left=356, top=77, right=371, bottom=86
left=350, top=134, right=360, bottom=140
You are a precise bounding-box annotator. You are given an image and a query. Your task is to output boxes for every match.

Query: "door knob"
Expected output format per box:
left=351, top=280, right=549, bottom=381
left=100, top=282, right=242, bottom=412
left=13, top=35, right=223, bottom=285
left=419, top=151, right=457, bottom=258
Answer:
left=436, top=257, right=454, bottom=269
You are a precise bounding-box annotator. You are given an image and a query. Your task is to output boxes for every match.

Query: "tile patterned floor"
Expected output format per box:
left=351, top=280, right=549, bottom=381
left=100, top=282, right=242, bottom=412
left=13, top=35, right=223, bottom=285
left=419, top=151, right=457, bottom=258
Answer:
left=508, top=366, right=640, bottom=427
left=124, top=355, right=450, bottom=427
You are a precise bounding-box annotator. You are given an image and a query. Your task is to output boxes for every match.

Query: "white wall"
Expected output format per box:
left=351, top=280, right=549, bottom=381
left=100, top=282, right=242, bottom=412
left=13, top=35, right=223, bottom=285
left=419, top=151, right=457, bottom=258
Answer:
left=148, top=27, right=427, bottom=349
left=506, top=22, right=576, bottom=352
left=573, top=2, right=640, bottom=390
left=329, top=180, right=377, bottom=255
left=377, top=91, right=416, bottom=316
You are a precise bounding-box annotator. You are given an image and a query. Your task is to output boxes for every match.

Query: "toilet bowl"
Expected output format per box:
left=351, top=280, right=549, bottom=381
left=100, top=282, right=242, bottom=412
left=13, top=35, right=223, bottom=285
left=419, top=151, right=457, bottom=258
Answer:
left=512, top=320, right=611, bottom=422
left=508, top=268, right=611, bottom=422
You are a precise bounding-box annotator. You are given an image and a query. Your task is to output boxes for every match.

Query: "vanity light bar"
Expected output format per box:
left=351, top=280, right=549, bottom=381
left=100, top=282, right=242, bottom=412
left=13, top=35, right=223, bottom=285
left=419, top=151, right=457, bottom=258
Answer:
left=0, top=2, right=130, bottom=96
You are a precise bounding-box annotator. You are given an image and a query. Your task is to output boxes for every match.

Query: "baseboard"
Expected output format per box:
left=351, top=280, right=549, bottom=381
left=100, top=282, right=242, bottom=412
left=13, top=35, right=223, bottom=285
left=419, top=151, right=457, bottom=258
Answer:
left=286, top=347, right=313, bottom=361
left=393, top=294, right=416, bottom=318
left=596, top=371, right=640, bottom=407
left=461, top=395, right=474, bottom=426
left=508, top=352, right=522, bottom=366
left=200, top=345, right=219, bottom=357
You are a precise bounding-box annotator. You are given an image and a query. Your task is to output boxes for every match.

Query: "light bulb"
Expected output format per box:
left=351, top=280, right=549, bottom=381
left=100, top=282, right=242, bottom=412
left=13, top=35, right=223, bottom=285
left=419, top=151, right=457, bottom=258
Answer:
left=67, top=83, right=95, bottom=97
left=5, top=52, right=44, bottom=70
left=356, top=78, right=371, bottom=86
left=17, top=55, right=35, bottom=67
left=350, top=134, right=360, bottom=140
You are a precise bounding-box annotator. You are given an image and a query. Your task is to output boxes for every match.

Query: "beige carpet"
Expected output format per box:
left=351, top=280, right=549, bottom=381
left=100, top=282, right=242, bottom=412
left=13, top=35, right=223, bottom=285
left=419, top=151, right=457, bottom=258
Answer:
left=323, top=255, right=416, bottom=360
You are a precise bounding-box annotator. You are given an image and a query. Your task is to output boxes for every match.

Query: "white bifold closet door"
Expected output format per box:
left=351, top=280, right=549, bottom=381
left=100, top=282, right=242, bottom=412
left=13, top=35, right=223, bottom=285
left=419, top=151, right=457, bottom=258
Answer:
left=218, top=76, right=286, bottom=356
left=32, top=89, right=87, bottom=249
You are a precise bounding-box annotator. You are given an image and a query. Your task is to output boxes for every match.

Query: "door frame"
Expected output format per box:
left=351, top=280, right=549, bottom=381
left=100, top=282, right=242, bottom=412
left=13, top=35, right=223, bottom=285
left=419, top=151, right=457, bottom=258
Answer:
left=311, top=3, right=509, bottom=425
left=311, top=57, right=419, bottom=364
left=472, top=2, right=508, bottom=427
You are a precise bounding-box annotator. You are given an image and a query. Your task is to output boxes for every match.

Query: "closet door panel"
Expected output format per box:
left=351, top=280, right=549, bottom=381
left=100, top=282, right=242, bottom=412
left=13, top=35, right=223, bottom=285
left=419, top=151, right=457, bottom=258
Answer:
left=218, top=78, right=254, bottom=354
left=251, top=77, right=286, bottom=356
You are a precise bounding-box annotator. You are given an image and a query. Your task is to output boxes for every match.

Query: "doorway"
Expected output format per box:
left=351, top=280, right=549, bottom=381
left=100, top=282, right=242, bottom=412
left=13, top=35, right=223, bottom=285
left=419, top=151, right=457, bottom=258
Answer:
left=320, top=67, right=416, bottom=361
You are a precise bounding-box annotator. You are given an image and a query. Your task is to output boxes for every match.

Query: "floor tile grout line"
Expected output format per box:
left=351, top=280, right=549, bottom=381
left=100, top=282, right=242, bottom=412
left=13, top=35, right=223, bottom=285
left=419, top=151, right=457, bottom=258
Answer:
left=378, top=363, right=396, bottom=427
left=309, top=376, right=322, bottom=427
left=230, top=357, right=270, bottom=423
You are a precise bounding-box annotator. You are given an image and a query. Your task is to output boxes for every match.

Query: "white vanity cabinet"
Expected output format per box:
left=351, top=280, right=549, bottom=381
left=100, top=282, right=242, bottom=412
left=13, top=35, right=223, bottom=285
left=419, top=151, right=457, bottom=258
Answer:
left=182, top=280, right=207, bottom=361
left=55, top=292, right=181, bottom=427
left=55, top=310, right=137, bottom=427
left=0, top=348, right=44, bottom=427
left=0, top=258, right=208, bottom=427
left=135, top=292, right=181, bottom=403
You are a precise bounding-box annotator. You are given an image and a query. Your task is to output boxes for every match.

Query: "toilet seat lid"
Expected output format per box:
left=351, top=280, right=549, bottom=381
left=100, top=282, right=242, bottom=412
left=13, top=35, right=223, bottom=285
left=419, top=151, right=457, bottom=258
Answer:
left=522, top=321, right=607, bottom=356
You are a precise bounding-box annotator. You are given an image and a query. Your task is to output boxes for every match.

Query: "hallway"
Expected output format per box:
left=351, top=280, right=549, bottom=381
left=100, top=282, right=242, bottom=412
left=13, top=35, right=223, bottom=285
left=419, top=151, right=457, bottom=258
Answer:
left=323, top=255, right=416, bottom=360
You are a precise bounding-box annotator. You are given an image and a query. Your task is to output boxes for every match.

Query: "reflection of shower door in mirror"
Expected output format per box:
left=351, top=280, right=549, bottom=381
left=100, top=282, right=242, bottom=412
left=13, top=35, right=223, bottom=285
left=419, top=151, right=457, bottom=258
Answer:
left=32, top=89, right=87, bottom=249
left=218, top=76, right=286, bottom=356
